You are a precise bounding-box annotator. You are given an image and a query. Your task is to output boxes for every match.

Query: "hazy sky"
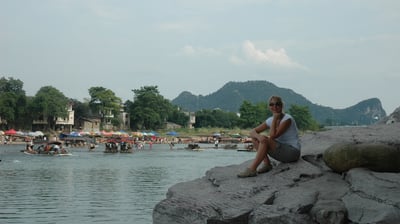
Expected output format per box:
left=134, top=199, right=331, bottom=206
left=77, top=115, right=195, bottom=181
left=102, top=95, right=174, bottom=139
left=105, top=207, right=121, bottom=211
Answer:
left=1, top=0, right=399, bottom=113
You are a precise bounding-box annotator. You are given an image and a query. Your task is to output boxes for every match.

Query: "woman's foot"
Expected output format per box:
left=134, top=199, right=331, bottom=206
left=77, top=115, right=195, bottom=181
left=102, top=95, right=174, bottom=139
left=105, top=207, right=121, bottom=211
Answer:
left=237, top=168, right=257, bottom=178
left=257, top=163, right=272, bottom=174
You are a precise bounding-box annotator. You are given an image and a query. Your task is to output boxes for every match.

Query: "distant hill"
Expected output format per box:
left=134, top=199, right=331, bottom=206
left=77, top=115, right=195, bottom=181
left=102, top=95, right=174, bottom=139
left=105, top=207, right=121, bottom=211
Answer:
left=171, top=80, right=386, bottom=126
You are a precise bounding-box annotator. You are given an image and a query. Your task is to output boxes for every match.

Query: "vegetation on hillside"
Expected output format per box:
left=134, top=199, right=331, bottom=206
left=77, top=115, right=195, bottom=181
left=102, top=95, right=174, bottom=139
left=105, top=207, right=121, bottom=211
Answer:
left=0, top=77, right=377, bottom=132
left=172, top=80, right=386, bottom=126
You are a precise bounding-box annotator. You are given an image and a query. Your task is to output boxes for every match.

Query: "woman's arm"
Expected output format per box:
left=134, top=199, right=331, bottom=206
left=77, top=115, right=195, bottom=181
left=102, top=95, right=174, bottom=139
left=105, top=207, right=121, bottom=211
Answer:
left=269, top=115, right=291, bottom=139
left=249, top=122, right=268, bottom=141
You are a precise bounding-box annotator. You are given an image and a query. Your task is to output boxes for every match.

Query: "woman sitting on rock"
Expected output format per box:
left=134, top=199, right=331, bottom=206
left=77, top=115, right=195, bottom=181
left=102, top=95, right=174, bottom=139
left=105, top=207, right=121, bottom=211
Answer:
left=237, top=95, right=301, bottom=178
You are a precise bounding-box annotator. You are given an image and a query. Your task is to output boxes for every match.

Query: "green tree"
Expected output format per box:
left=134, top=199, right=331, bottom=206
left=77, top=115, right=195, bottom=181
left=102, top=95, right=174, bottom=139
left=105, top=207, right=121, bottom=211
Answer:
left=0, top=77, right=29, bottom=129
left=212, top=109, right=240, bottom=128
left=194, top=109, right=217, bottom=128
left=70, top=98, right=92, bottom=130
left=0, top=92, right=17, bottom=126
left=168, top=106, right=189, bottom=127
left=31, top=86, right=69, bottom=130
left=238, top=100, right=270, bottom=128
left=128, top=86, right=188, bottom=130
left=194, top=109, right=240, bottom=128
left=71, top=98, right=91, bottom=119
left=0, top=77, right=25, bottom=94
left=88, top=87, right=122, bottom=129
left=288, top=104, right=319, bottom=131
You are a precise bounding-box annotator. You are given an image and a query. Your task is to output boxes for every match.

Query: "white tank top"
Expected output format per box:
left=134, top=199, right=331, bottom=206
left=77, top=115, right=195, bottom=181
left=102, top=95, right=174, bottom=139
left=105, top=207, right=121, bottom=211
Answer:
left=266, top=114, right=301, bottom=150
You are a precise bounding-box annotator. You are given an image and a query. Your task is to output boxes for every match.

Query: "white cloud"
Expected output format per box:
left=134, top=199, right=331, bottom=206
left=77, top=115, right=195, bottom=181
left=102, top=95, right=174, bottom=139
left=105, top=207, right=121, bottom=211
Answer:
left=241, top=40, right=305, bottom=69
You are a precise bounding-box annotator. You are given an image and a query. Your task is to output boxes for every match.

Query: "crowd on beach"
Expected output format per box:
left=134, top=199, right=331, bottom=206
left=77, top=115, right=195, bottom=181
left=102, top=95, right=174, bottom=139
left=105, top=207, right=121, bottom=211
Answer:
left=0, top=126, right=258, bottom=156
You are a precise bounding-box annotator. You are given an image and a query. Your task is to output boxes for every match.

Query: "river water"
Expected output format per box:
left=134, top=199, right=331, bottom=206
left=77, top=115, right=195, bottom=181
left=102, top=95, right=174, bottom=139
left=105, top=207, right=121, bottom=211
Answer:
left=0, top=143, right=254, bottom=224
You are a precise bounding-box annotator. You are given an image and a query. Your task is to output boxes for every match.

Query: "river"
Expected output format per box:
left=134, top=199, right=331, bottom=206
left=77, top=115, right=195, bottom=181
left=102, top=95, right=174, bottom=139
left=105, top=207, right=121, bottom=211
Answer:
left=0, top=143, right=254, bottom=224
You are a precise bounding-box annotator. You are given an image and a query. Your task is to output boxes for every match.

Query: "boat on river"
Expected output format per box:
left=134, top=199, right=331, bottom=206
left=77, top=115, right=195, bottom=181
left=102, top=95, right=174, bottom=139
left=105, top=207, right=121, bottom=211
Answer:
left=104, top=137, right=134, bottom=153
left=22, top=141, right=72, bottom=156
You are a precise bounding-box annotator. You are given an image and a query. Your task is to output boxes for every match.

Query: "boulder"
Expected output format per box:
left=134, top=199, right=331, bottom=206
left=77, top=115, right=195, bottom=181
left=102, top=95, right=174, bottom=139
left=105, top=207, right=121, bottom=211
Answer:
left=323, top=142, right=400, bottom=173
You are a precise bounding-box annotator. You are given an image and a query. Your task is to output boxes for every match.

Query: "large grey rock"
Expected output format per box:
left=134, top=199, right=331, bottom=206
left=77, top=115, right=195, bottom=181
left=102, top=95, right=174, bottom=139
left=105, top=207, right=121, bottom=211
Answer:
left=153, top=159, right=323, bottom=224
left=323, top=142, right=400, bottom=173
left=153, top=123, right=400, bottom=224
left=310, top=200, right=347, bottom=224
left=343, top=168, right=400, bottom=224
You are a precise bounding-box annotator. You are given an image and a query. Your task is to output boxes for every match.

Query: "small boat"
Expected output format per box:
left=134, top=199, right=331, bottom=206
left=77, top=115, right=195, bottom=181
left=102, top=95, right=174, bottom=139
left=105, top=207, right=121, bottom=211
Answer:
left=223, top=144, right=238, bottom=150
left=104, top=141, right=119, bottom=153
left=22, top=141, right=72, bottom=156
left=185, top=143, right=200, bottom=150
left=104, top=137, right=134, bottom=153
left=237, top=144, right=255, bottom=152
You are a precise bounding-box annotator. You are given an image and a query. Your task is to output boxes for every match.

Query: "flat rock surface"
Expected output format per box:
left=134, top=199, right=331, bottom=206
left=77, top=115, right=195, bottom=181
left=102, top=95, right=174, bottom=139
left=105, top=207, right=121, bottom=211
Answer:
left=153, top=123, right=400, bottom=224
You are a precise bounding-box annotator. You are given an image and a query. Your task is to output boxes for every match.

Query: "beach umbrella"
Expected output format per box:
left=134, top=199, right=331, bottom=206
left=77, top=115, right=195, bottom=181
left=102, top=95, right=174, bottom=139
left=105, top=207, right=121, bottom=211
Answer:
left=94, top=131, right=102, bottom=136
left=143, top=132, right=152, bottom=136
left=5, top=129, right=17, bottom=135
left=166, top=131, right=179, bottom=136
left=16, top=131, right=25, bottom=136
left=230, top=133, right=242, bottom=138
left=132, top=132, right=143, bottom=137
left=113, top=131, right=122, bottom=136
left=79, top=131, right=90, bottom=136
left=149, top=131, right=159, bottom=136
left=34, top=131, right=44, bottom=136
left=101, top=130, right=113, bottom=137
left=212, top=132, right=221, bottom=137
left=28, top=131, right=37, bottom=137
left=118, top=130, right=129, bottom=137
left=69, top=131, right=81, bottom=137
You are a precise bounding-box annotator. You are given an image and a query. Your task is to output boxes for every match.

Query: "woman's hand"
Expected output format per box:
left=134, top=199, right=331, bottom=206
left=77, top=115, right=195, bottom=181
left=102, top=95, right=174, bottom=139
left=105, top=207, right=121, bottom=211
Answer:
left=273, top=112, right=283, bottom=121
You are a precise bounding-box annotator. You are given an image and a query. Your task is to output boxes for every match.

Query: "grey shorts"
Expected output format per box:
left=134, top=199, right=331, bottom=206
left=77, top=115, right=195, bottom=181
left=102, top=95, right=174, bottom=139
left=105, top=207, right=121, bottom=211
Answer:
left=267, top=142, right=300, bottom=163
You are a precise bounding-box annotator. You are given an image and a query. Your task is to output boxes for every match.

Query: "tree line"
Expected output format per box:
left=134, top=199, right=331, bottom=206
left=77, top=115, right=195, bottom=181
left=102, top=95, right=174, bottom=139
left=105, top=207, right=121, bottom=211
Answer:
left=0, top=77, right=319, bottom=132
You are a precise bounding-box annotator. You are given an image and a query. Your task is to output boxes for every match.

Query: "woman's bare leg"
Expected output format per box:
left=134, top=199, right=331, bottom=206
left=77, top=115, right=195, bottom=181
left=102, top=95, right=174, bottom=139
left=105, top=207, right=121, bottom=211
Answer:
left=249, top=137, right=277, bottom=171
left=249, top=137, right=269, bottom=171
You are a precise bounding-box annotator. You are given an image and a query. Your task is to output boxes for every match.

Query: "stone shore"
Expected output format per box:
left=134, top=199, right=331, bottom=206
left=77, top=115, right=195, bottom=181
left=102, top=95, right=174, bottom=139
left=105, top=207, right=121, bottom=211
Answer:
left=153, top=123, right=400, bottom=224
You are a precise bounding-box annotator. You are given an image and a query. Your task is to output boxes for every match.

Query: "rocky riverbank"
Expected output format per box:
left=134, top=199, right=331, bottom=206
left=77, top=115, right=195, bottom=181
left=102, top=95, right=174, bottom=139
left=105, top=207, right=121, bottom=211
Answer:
left=153, top=123, right=400, bottom=224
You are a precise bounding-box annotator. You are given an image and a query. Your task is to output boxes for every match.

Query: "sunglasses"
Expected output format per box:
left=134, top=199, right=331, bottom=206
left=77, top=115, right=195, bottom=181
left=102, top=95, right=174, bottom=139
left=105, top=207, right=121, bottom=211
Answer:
left=269, top=102, right=282, bottom=107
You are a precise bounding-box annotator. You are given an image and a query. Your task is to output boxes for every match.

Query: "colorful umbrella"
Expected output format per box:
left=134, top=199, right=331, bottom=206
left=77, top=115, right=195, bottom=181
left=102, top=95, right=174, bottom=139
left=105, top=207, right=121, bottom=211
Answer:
left=166, top=131, right=179, bottom=136
left=5, top=129, right=17, bottom=135
left=132, top=132, right=143, bottom=137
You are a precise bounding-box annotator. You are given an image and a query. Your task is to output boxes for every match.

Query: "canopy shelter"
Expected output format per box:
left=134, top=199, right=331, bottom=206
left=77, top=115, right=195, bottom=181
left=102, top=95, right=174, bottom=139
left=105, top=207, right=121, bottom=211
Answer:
left=132, top=132, right=143, bottom=137
left=112, top=131, right=130, bottom=137
left=212, top=132, right=221, bottom=137
left=142, top=130, right=159, bottom=136
left=5, top=129, right=17, bottom=135
left=230, top=133, right=242, bottom=138
left=33, top=131, right=44, bottom=136
left=166, top=131, right=179, bottom=136
left=114, top=130, right=129, bottom=137
left=69, top=131, right=81, bottom=137
left=101, top=130, right=113, bottom=137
